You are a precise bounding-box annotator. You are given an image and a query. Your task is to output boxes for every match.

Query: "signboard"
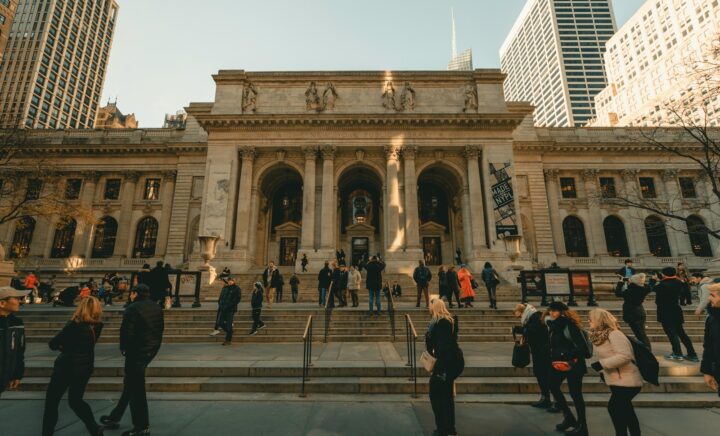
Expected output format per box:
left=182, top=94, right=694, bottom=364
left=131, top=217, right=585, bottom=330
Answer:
left=519, top=270, right=544, bottom=296
left=490, top=162, right=519, bottom=238
left=544, top=271, right=572, bottom=296
left=570, top=272, right=593, bottom=297
left=176, top=272, right=200, bottom=297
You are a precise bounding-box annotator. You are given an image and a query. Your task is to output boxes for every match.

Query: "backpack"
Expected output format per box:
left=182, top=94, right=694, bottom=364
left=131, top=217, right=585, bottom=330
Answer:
left=625, top=335, right=660, bottom=386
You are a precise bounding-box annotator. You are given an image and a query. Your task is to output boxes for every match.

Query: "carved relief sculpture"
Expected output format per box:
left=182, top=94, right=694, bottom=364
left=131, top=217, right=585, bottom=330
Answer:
left=382, top=81, right=396, bottom=110
left=399, top=82, right=416, bottom=111
left=242, top=82, right=258, bottom=113
left=463, top=83, right=478, bottom=113
left=322, top=83, right=338, bottom=110
left=305, top=82, right=321, bottom=111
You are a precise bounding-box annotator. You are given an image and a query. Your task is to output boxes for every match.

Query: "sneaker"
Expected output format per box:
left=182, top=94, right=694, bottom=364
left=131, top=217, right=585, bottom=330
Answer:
left=664, top=354, right=684, bottom=361
left=99, top=416, right=120, bottom=430
left=249, top=330, right=258, bottom=336
left=121, top=428, right=151, bottom=436
left=684, top=355, right=699, bottom=362
left=209, top=330, right=221, bottom=337
left=556, top=418, right=577, bottom=432
left=258, top=323, right=266, bottom=330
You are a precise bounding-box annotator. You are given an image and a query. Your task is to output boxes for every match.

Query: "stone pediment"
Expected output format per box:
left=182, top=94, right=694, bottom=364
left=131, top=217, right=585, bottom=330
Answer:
left=345, top=222, right=375, bottom=234
left=419, top=221, right=447, bottom=233
left=274, top=221, right=302, bottom=235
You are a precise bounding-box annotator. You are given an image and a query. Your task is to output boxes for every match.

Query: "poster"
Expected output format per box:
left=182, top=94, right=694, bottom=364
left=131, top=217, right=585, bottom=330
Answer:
left=571, top=272, right=593, bottom=297
left=177, top=273, right=199, bottom=297
left=490, top=162, right=518, bottom=238
left=544, top=272, right=571, bottom=296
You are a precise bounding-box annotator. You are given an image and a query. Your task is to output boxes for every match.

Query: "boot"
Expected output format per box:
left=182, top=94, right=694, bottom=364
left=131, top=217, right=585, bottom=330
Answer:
left=531, top=396, right=551, bottom=408
left=565, top=422, right=588, bottom=436
left=556, top=414, right=577, bottom=432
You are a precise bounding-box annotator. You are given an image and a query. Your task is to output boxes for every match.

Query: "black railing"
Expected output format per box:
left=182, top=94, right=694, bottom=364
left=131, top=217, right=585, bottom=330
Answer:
left=404, top=314, right=418, bottom=398
left=324, top=289, right=333, bottom=343
left=300, top=314, right=314, bottom=398
left=388, top=290, right=396, bottom=341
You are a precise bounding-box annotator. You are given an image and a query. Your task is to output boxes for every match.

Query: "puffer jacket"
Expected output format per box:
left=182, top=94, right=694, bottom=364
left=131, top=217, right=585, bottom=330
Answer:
left=547, top=316, right=589, bottom=374
left=49, top=321, right=104, bottom=374
left=593, top=330, right=643, bottom=388
left=0, top=315, right=25, bottom=393
left=218, top=284, right=241, bottom=312
left=623, top=283, right=652, bottom=323
left=120, top=296, right=164, bottom=358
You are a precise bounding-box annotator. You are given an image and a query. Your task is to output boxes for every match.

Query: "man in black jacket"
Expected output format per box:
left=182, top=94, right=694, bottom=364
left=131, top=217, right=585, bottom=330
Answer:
left=655, top=267, right=698, bottom=362
left=250, top=282, right=265, bottom=335
left=210, top=278, right=241, bottom=345
left=446, top=266, right=461, bottom=308
left=327, top=262, right=346, bottom=309
left=146, top=261, right=172, bottom=308
left=364, top=256, right=385, bottom=316
left=262, top=261, right=282, bottom=309
left=702, top=287, right=720, bottom=396
left=101, top=284, right=164, bottom=435
left=317, top=261, right=332, bottom=307
left=0, top=286, right=30, bottom=397
left=413, top=260, right=432, bottom=308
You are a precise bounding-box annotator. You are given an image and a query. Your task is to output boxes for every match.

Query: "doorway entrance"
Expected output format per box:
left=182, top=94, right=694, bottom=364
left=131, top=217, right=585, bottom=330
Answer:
left=423, top=237, right=442, bottom=265
left=279, top=237, right=298, bottom=266
left=351, top=237, right=369, bottom=267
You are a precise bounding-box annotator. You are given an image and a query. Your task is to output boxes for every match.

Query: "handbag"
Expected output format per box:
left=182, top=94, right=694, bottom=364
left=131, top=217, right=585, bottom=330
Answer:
left=511, top=330, right=531, bottom=368
left=471, top=279, right=479, bottom=290
left=420, top=351, right=437, bottom=373
left=552, top=360, right=576, bottom=372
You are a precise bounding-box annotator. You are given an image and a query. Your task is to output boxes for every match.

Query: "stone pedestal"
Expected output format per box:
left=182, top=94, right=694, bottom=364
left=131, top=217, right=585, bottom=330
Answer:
left=0, top=261, right=15, bottom=286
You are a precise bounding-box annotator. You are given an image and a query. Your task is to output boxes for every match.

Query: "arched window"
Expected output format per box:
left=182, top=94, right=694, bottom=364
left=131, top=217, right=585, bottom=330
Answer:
left=563, top=216, right=589, bottom=257
left=133, top=216, right=158, bottom=258
left=10, top=217, right=36, bottom=258
left=644, top=216, right=671, bottom=257
left=50, top=218, right=77, bottom=258
left=687, top=215, right=713, bottom=257
left=603, top=216, right=630, bottom=257
left=92, top=216, right=118, bottom=258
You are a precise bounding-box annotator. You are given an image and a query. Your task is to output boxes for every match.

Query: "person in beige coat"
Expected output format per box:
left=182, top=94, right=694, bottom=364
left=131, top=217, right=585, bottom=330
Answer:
left=588, top=308, right=643, bottom=436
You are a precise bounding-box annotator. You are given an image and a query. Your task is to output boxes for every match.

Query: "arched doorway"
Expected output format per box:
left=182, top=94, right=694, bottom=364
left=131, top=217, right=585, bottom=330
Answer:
left=687, top=215, right=712, bottom=257
left=337, top=165, right=383, bottom=267
left=256, top=165, right=303, bottom=266
left=644, top=216, right=671, bottom=257
left=417, top=165, right=464, bottom=266
left=603, top=215, right=629, bottom=257
left=563, top=216, right=588, bottom=257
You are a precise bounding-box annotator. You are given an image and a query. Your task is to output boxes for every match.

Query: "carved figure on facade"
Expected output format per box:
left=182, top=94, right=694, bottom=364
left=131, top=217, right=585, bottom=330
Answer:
left=384, top=145, right=402, bottom=161
left=463, top=83, right=478, bottom=113
left=382, top=81, right=396, bottom=110
left=306, top=82, right=339, bottom=112
left=399, top=82, right=416, bottom=111
left=242, top=82, right=258, bottom=113
left=305, top=82, right=321, bottom=111
left=322, top=83, right=338, bottom=110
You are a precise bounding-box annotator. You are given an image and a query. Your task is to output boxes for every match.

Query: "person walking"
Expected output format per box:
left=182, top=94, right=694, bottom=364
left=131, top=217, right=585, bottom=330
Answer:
left=701, top=286, right=720, bottom=396
left=691, top=273, right=715, bottom=316
left=209, top=278, right=241, bottom=346
left=327, top=262, right=346, bottom=308
left=347, top=266, right=361, bottom=307
left=587, top=308, right=643, bottom=436
left=413, top=260, right=432, bottom=308
left=42, top=297, right=105, bottom=436
left=513, top=303, right=554, bottom=409
left=249, top=282, right=266, bottom=335
left=339, top=265, right=349, bottom=307
left=481, top=262, right=500, bottom=309
left=677, top=262, right=692, bottom=306
left=457, top=265, right=475, bottom=308
left=146, top=261, right=172, bottom=309
left=446, top=265, right=461, bottom=309
left=262, top=261, right=281, bottom=309
left=546, top=301, right=591, bottom=436
left=317, top=261, right=332, bottom=307
left=301, top=253, right=308, bottom=272
left=100, top=284, right=164, bottom=436
left=438, top=266, right=449, bottom=305
left=0, top=286, right=30, bottom=398
left=289, top=273, right=300, bottom=303
left=622, top=273, right=653, bottom=350
left=655, top=267, right=698, bottom=361
left=425, top=298, right=464, bottom=436
left=391, top=280, right=402, bottom=299
left=365, top=255, right=385, bottom=317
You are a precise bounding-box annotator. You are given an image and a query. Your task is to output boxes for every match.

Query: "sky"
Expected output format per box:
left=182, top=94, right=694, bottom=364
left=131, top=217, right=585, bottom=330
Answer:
left=101, top=0, right=646, bottom=127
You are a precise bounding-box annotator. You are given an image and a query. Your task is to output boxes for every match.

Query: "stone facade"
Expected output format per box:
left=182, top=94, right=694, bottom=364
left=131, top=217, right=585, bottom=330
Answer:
left=1, top=69, right=718, bottom=278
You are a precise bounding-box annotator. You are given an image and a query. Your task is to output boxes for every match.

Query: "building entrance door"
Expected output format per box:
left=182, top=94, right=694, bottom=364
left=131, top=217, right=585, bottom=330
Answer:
left=423, top=237, right=442, bottom=265
left=279, top=237, right=298, bottom=266
left=351, top=237, right=369, bottom=267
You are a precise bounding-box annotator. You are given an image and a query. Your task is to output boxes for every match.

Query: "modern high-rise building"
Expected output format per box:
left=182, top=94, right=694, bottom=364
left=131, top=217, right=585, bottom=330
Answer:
left=447, top=9, right=473, bottom=71
left=0, top=0, right=119, bottom=129
left=0, top=0, right=19, bottom=64
left=500, top=0, right=616, bottom=127
left=593, top=0, right=720, bottom=127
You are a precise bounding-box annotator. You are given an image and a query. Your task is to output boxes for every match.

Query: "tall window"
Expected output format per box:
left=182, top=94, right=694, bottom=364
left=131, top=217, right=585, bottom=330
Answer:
left=687, top=215, right=712, bottom=257
left=133, top=216, right=158, bottom=258
left=560, top=177, right=577, bottom=198
left=599, top=177, right=617, bottom=198
left=143, top=178, right=161, bottom=200
left=603, top=216, right=630, bottom=257
left=639, top=177, right=656, bottom=198
left=26, top=179, right=43, bottom=200
left=104, top=178, right=121, bottom=200
left=563, top=216, right=589, bottom=257
left=91, top=216, right=118, bottom=258
left=64, top=178, right=82, bottom=200
left=679, top=177, right=697, bottom=198
left=644, top=216, right=671, bottom=257
left=10, top=218, right=36, bottom=258
left=50, top=218, right=77, bottom=258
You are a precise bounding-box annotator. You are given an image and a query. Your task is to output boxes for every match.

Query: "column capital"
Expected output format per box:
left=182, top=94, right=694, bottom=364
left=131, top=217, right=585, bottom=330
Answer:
left=621, top=169, right=638, bottom=181
left=661, top=169, right=678, bottom=182
left=543, top=169, right=559, bottom=181
left=162, top=170, right=178, bottom=182
left=125, top=171, right=140, bottom=183
left=402, top=145, right=418, bottom=160
left=85, top=171, right=101, bottom=183
left=321, top=145, right=336, bottom=159
left=581, top=169, right=598, bottom=181
left=302, top=145, right=318, bottom=160
left=463, top=145, right=481, bottom=159
left=240, top=146, right=256, bottom=161
left=384, top=145, right=402, bottom=162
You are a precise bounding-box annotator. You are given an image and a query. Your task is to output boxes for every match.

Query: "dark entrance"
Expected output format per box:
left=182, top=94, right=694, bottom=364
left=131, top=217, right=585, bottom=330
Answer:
left=279, top=237, right=298, bottom=266
left=423, top=237, right=442, bottom=265
left=351, top=237, right=369, bottom=267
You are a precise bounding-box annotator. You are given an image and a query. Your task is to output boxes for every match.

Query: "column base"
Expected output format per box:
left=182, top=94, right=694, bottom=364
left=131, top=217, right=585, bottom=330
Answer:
left=383, top=248, right=424, bottom=274
left=0, top=260, right=15, bottom=286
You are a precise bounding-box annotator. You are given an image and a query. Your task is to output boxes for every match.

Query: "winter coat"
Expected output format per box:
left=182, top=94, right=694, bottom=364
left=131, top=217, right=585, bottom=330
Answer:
left=289, top=275, right=300, bottom=290
left=330, top=269, right=346, bottom=291
left=457, top=268, right=475, bottom=299
left=413, top=266, right=432, bottom=286
left=438, top=271, right=448, bottom=294
left=317, top=266, right=332, bottom=288
left=446, top=270, right=460, bottom=294
left=251, top=288, right=264, bottom=309
left=49, top=321, right=103, bottom=374
left=481, top=268, right=499, bottom=286
left=696, top=277, right=714, bottom=314
left=615, top=266, right=637, bottom=279
left=622, top=283, right=652, bottom=323
left=263, top=268, right=283, bottom=289
left=593, top=330, right=643, bottom=388
left=701, top=307, right=720, bottom=384
left=147, top=266, right=172, bottom=302
left=120, top=296, right=164, bottom=358
left=0, top=315, right=25, bottom=393
left=547, top=316, right=588, bottom=374
left=522, top=311, right=550, bottom=362
left=425, top=316, right=462, bottom=379
left=218, top=284, right=241, bottom=312
left=655, top=278, right=685, bottom=324
left=364, top=260, right=385, bottom=290
left=347, top=270, right=362, bottom=290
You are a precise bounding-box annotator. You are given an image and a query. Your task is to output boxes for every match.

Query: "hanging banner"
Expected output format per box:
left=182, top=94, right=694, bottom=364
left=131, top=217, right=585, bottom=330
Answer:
left=490, top=162, right=518, bottom=238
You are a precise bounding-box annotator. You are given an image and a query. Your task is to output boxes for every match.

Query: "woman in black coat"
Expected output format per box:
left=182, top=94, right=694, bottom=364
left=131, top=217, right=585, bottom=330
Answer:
left=622, top=273, right=653, bottom=350
left=438, top=266, right=449, bottom=305
left=425, top=298, right=463, bottom=436
left=513, top=303, right=553, bottom=408
left=446, top=265, right=461, bottom=309
left=42, top=297, right=104, bottom=436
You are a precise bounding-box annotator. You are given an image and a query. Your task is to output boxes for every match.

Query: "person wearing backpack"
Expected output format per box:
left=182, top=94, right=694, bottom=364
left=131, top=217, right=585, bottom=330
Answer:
left=622, top=273, right=653, bottom=350
left=546, top=301, right=591, bottom=436
left=587, top=308, right=643, bottom=436
left=413, top=260, right=432, bottom=308
left=513, top=303, right=555, bottom=409
left=481, top=262, right=500, bottom=309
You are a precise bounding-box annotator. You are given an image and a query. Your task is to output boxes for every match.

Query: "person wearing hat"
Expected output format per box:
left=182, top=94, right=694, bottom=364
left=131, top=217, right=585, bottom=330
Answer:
left=209, top=277, right=241, bottom=345
left=655, top=266, right=698, bottom=362
left=0, top=286, right=30, bottom=397
left=100, top=284, right=164, bottom=436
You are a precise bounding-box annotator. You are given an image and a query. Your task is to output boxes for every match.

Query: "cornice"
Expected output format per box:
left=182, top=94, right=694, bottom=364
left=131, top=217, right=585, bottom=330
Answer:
left=211, top=69, right=506, bottom=85
left=16, top=142, right=207, bottom=156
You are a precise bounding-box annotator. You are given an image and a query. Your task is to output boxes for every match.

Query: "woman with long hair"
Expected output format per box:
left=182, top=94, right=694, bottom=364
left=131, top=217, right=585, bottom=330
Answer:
left=513, top=303, right=554, bottom=409
left=588, top=308, right=643, bottom=436
left=42, top=297, right=104, bottom=436
left=425, top=298, right=463, bottom=436
left=438, top=266, right=449, bottom=306
left=546, top=301, right=591, bottom=436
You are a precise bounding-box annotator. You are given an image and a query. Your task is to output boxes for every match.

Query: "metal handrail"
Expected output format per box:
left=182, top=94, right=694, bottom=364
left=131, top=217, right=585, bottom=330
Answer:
left=404, top=314, right=418, bottom=398
left=324, top=282, right=333, bottom=342
left=300, top=315, right=314, bottom=398
left=388, top=289, right=396, bottom=341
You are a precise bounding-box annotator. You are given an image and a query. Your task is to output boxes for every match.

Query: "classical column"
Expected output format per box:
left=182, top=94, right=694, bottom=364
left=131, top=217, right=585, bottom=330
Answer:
left=300, top=146, right=317, bottom=251
left=234, top=147, right=256, bottom=250
left=460, top=188, right=473, bottom=258
left=113, top=171, right=139, bottom=257
left=246, top=187, right=260, bottom=264
left=403, top=145, right=421, bottom=250
left=319, top=146, right=337, bottom=251
left=582, top=169, right=604, bottom=257
left=155, top=170, right=177, bottom=257
left=661, top=169, right=685, bottom=256
left=385, top=145, right=402, bottom=253
left=543, top=169, right=566, bottom=256
left=620, top=169, right=644, bottom=256
left=464, top=145, right=486, bottom=251
left=79, top=172, right=101, bottom=258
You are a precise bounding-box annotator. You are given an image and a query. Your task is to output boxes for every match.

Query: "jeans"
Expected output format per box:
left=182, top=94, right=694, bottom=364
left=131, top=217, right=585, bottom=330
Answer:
left=485, top=283, right=497, bottom=302
left=349, top=289, right=359, bottom=307
left=661, top=321, right=696, bottom=357
left=626, top=318, right=652, bottom=351
left=251, top=308, right=264, bottom=332
left=215, top=309, right=236, bottom=342
left=318, top=287, right=327, bottom=306
left=429, top=373, right=456, bottom=436
left=327, top=287, right=344, bottom=308
left=42, top=365, right=97, bottom=435
left=608, top=386, right=641, bottom=436
left=368, top=288, right=381, bottom=314
left=550, top=367, right=586, bottom=427
left=680, top=282, right=692, bottom=305
left=275, top=287, right=283, bottom=303
left=266, top=287, right=276, bottom=307
left=416, top=284, right=429, bottom=307
left=109, top=354, right=155, bottom=430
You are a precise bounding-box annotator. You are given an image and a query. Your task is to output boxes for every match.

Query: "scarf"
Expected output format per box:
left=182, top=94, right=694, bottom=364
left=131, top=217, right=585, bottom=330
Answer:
left=588, top=326, right=612, bottom=346
left=520, top=304, right=537, bottom=326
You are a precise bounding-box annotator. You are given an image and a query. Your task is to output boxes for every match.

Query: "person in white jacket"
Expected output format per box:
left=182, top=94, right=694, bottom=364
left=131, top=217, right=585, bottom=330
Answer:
left=692, top=273, right=717, bottom=315
left=347, top=266, right=362, bottom=308
left=588, top=308, right=643, bottom=436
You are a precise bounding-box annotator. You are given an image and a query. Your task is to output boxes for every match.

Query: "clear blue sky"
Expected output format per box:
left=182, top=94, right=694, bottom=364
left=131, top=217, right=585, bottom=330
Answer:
left=101, top=0, right=646, bottom=127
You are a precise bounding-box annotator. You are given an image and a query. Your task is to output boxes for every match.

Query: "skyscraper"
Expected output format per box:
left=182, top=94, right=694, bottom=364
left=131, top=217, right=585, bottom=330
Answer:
left=500, top=0, right=616, bottom=127
left=0, top=0, right=19, bottom=64
left=0, top=0, right=119, bottom=129
left=447, top=9, right=473, bottom=71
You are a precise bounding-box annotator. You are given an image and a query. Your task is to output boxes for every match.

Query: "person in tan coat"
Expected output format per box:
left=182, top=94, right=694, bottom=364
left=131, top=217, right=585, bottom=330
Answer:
left=588, top=308, right=643, bottom=436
